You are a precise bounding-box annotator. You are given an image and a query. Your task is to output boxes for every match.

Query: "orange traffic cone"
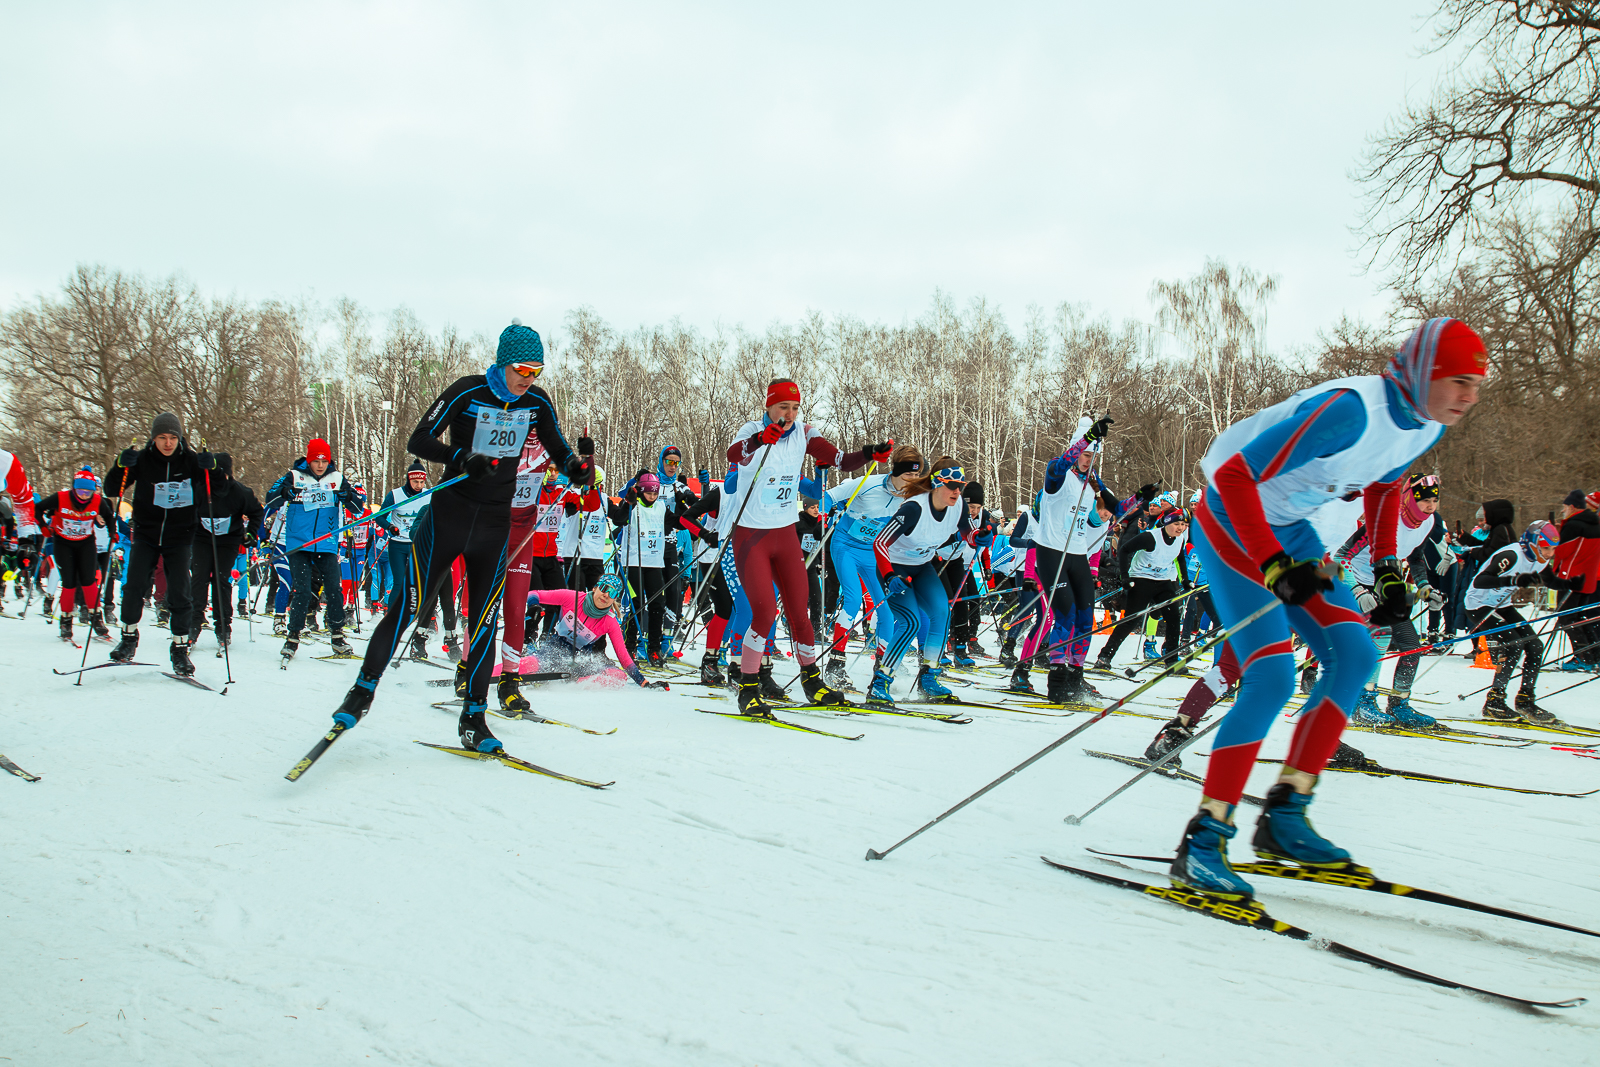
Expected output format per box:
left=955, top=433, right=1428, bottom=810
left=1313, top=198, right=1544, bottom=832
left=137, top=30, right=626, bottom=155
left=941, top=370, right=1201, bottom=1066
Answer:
left=1472, top=637, right=1494, bottom=669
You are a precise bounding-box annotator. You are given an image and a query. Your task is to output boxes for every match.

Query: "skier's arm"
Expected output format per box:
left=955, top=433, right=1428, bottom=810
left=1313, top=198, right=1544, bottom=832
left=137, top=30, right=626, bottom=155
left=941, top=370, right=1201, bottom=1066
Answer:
left=1473, top=549, right=1520, bottom=590
left=1209, top=389, right=1367, bottom=567
left=264, top=471, right=294, bottom=509
left=241, top=488, right=266, bottom=537
left=823, top=475, right=863, bottom=512
left=375, top=492, right=400, bottom=536
left=871, top=501, right=922, bottom=578
left=407, top=377, right=478, bottom=466
left=34, top=494, right=58, bottom=529
left=1117, top=530, right=1154, bottom=575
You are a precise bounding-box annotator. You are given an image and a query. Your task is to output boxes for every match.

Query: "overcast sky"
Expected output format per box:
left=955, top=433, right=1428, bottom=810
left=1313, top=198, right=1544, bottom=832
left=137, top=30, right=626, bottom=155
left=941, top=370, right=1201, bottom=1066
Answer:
left=0, top=1, right=1449, bottom=357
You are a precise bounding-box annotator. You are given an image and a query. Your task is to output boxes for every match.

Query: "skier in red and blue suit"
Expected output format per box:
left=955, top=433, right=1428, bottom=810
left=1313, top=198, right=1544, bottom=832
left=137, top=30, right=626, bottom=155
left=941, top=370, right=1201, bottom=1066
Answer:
left=1171, top=318, right=1489, bottom=900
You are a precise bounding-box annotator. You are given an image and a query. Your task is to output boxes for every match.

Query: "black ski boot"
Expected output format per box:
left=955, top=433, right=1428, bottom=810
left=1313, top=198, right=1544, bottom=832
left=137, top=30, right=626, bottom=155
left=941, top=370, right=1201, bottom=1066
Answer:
left=1514, top=691, right=1558, bottom=725
left=498, top=672, right=531, bottom=716
left=155, top=603, right=169, bottom=626
left=280, top=638, right=299, bottom=665
left=697, top=650, right=724, bottom=687
left=822, top=652, right=853, bottom=691
left=109, top=625, right=139, bottom=663
left=454, top=661, right=469, bottom=698
left=1144, top=717, right=1194, bottom=767
left=648, top=650, right=665, bottom=669
left=169, top=638, right=195, bottom=677
left=91, top=616, right=112, bottom=642
left=998, top=631, right=1019, bottom=668
left=272, top=613, right=287, bottom=637
left=968, top=639, right=987, bottom=657
left=726, top=662, right=743, bottom=693
left=1046, top=664, right=1071, bottom=705
left=1092, top=652, right=1113, bottom=673
left=443, top=630, right=462, bottom=662
left=1006, top=661, right=1035, bottom=693
left=458, top=703, right=502, bottom=753
left=408, top=628, right=430, bottom=660
left=1298, top=661, right=1318, bottom=694
left=1482, top=687, right=1517, bottom=721
left=329, top=629, right=355, bottom=657
left=1068, top=665, right=1103, bottom=705
left=42, top=595, right=55, bottom=621
left=737, top=679, right=775, bottom=719
left=77, top=603, right=90, bottom=624
left=58, top=616, right=74, bottom=644
left=800, top=662, right=849, bottom=706
left=333, top=675, right=378, bottom=728
left=1326, top=741, right=1380, bottom=771
left=757, top=658, right=786, bottom=700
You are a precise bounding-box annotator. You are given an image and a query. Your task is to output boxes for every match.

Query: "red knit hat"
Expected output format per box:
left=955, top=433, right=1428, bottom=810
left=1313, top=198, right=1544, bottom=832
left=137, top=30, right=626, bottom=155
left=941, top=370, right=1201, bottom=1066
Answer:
left=1587, top=491, right=1600, bottom=511
left=306, top=438, right=332, bottom=462
left=1430, top=320, right=1489, bottom=379
left=765, top=379, right=801, bottom=409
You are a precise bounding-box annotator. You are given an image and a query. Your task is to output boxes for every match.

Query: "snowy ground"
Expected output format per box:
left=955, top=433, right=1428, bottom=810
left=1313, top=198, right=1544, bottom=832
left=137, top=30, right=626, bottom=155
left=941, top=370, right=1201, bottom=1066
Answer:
left=2, top=605, right=1597, bottom=1067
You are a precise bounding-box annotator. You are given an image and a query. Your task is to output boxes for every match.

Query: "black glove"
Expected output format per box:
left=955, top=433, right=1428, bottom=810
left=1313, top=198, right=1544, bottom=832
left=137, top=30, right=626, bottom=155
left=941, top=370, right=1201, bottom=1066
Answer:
left=1136, top=481, right=1162, bottom=504
left=1084, top=416, right=1114, bottom=443
left=1261, top=552, right=1332, bottom=607
left=578, top=433, right=594, bottom=457
left=1369, top=558, right=1413, bottom=624
left=701, top=529, right=719, bottom=547
left=563, top=500, right=578, bottom=517
left=564, top=455, right=593, bottom=485
left=118, top=448, right=139, bottom=468
left=196, top=452, right=217, bottom=470
left=463, top=452, right=498, bottom=481
left=646, top=680, right=671, bottom=690
left=625, top=486, right=639, bottom=504
left=1514, top=572, right=1543, bottom=588
left=862, top=442, right=893, bottom=463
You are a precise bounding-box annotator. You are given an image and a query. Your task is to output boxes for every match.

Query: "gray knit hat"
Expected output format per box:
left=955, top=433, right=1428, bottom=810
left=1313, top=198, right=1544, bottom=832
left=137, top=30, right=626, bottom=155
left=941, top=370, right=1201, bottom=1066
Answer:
left=151, top=412, right=183, bottom=438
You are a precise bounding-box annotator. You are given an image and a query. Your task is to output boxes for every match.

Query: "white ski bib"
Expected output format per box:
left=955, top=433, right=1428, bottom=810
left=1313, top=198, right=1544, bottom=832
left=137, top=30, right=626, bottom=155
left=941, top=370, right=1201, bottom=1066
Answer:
left=153, top=480, right=194, bottom=509
left=473, top=407, right=531, bottom=458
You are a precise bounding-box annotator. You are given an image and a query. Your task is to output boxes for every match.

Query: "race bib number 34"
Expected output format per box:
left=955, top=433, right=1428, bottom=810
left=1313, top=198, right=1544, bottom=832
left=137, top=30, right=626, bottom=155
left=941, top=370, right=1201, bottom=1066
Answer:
left=474, top=408, right=532, bottom=458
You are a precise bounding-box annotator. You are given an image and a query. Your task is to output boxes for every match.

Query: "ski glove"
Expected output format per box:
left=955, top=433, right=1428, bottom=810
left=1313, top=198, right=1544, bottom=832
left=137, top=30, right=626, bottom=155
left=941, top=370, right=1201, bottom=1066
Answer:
left=463, top=452, right=498, bottom=482
left=1083, top=416, right=1114, bottom=443
left=1514, top=572, right=1544, bottom=588
left=700, top=530, right=719, bottom=547
left=1353, top=584, right=1378, bottom=614
left=755, top=421, right=787, bottom=447
left=117, top=448, right=139, bottom=468
left=196, top=452, right=217, bottom=470
left=564, top=455, right=594, bottom=485
left=1369, top=559, right=1413, bottom=625
left=1136, top=481, right=1162, bottom=504
left=563, top=500, right=579, bottom=517
left=862, top=441, right=893, bottom=464
left=1260, top=552, right=1332, bottom=607
left=577, top=432, right=594, bottom=457
left=881, top=573, right=907, bottom=601
left=1421, top=583, right=1445, bottom=611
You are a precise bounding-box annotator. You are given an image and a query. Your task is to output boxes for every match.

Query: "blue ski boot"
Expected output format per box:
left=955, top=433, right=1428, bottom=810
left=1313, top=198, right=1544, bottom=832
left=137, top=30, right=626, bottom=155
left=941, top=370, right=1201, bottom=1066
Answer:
left=951, top=643, right=976, bottom=669
left=916, top=664, right=954, bottom=700
left=1350, top=688, right=1394, bottom=726
left=1142, top=638, right=1160, bottom=661
left=867, top=669, right=894, bottom=705
left=458, top=702, right=503, bottom=754
left=1387, top=697, right=1437, bottom=730
left=1252, top=783, right=1351, bottom=867
left=938, top=651, right=953, bottom=668
left=1170, top=808, right=1254, bottom=900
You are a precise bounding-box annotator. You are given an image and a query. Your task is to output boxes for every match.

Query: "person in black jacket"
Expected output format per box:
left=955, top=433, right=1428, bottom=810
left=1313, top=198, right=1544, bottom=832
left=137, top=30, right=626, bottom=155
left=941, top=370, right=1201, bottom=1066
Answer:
left=1555, top=489, right=1600, bottom=669
left=189, top=454, right=264, bottom=651
left=329, top=322, right=597, bottom=755
left=101, top=412, right=216, bottom=676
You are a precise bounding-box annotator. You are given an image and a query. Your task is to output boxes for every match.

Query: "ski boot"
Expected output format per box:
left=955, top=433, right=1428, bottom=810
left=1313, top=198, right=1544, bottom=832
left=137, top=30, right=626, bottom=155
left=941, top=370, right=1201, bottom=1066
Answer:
left=272, top=613, right=288, bottom=637
left=109, top=626, right=139, bottom=663
left=1091, top=652, right=1113, bottom=673
left=442, top=630, right=462, bottom=662
left=950, top=643, right=976, bottom=669
left=408, top=628, right=430, bottom=661
left=1297, top=661, right=1318, bottom=693
left=1350, top=688, right=1394, bottom=726
left=1144, top=717, right=1194, bottom=768
left=1482, top=688, right=1517, bottom=721
left=1326, top=741, right=1380, bottom=771
left=91, top=615, right=111, bottom=642
left=459, top=702, right=503, bottom=753
left=238, top=598, right=249, bottom=618
left=866, top=668, right=895, bottom=705
left=333, top=674, right=378, bottom=728
left=998, top=632, right=1019, bottom=669
left=42, top=595, right=55, bottom=621
left=1045, top=664, right=1071, bottom=705
left=1068, top=665, right=1103, bottom=705
left=1556, top=658, right=1591, bottom=673
left=1253, top=781, right=1351, bottom=867
left=1423, top=631, right=1444, bottom=656
left=1141, top=638, right=1159, bottom=661
left=737, top=678, right=775, bottom=719
left=215, top=631, right=230, bottom=655
left=169, top=638, right=195, bottom=677
left=280, top=638, right=299, bottom=664
left=155, top=603, right=169, bottom=627
left=915, top=663, right=954, bottom=701
left=938, top=650, right=952, bottom=668
left=800, top=662, right=849, bottom=705
left=1170, top=807, right=1254, bottom=900
left=726, top=662, right=743, bottom=693
left=329, top=629, right=355, bottom=657
left=757, top=658, right=786, bottom=700
left=77, top=603, right=90, bottom=624
left=58, top=616, right=73, bottom=643
left=498, top=672, right=531, bottom=716
left=1006, top=661, right=1035, bottom=694
left=1514, top=691, right=1559, bottom=725
left=454, top=661, right=469, bottom=698
left=699, top=650, right=725, bottom=687
left=1386, top=697, right=1437, bottom=730
left=822, top=652, right=854, bottom=692
left=969, top=639, right=988, bottom=657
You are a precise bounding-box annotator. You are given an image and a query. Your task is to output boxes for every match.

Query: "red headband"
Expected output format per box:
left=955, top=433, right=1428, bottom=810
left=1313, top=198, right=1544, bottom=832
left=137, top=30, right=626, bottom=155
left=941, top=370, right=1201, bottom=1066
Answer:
left=765, top=380, right=801, bottom=409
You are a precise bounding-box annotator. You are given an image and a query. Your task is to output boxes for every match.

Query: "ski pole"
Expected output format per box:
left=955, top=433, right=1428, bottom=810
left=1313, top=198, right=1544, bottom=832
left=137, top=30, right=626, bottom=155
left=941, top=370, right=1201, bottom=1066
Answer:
left=1384, top=602, right=1595, bottom=660
left=864, top=595, right=1281, bottom=861
left=202, top=470, right=233, bottom=695
left=806, top=456, right=881, bottom=569
left=286, top=473, right=467, bottom=553
left=1061, top=716, right=1225, bottom=826
left=1454, top=634, right=1600, bottom=700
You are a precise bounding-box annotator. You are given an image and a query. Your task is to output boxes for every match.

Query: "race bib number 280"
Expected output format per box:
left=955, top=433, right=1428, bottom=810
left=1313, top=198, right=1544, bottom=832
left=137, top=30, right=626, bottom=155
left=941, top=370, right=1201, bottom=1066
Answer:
left=474, top=408, right=531, bottom=458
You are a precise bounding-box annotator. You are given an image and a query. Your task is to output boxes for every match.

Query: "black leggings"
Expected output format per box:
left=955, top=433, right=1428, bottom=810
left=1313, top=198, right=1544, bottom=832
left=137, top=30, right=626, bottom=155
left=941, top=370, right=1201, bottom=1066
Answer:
left=528, top=553, right=564, bottom=636
left=1101, top=578, right=1180, bottom=661
left=191, top=537, right=244, bottom=638
left=362, top=493, right=512, bottom=704
left=624, top=565, right=665, bottom=654
left=1381, top=612, right=1424, bottom=705
left=569, top=557, right=605, bottom=592
left=121, top=539, right=194, bottom=635
left=289, top=550, right=345, bottom=636
left=1032, top=546, right=1093, bottom=663
left=1468, top=605, right=1543, bottom=694
left=940, top=558, right=978, bottom=644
